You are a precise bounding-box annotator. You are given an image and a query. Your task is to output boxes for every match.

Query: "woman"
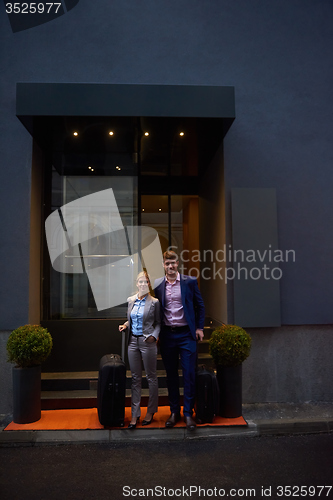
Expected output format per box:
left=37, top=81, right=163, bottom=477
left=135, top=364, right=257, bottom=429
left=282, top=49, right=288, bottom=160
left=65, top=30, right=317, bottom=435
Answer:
left=119, top=271, right=160, bottom=429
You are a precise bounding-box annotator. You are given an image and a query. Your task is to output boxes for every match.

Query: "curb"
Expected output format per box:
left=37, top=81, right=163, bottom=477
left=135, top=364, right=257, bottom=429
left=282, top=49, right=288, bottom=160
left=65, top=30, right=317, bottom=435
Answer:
left=0, top=423, right=257, bottom=446
left=255, top=418, right=333, bottom=436
left=0, top=418, right=332, bottom=446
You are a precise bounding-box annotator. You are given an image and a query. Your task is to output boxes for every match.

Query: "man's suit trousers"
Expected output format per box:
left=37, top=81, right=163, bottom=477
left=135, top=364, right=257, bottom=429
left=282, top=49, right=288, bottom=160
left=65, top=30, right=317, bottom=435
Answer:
left=159, top=327, right=197, bottom=417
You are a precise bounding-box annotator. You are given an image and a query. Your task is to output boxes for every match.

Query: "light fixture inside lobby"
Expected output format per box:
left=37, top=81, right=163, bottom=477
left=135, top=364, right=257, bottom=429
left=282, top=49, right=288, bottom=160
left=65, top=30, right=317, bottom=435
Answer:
left=179, top=132, right=185, bottom=136
left=109, top=131, right=114, bottom=136
left=73, top=131, right=78, bottom=136
left=144, top=132, right=149, bottom=136
left=116, top=166, right=121, bottom=171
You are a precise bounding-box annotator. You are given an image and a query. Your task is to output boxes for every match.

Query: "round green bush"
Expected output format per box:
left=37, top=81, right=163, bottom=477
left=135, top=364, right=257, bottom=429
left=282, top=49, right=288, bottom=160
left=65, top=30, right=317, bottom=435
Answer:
left=7, top=325, right=53, bottom=368
left=208, top=324, right=252, bottom=367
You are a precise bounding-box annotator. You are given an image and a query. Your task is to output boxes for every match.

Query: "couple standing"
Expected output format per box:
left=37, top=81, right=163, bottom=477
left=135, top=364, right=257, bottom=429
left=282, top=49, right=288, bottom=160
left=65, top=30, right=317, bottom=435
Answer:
left=119, top=250, right=205, bottom=431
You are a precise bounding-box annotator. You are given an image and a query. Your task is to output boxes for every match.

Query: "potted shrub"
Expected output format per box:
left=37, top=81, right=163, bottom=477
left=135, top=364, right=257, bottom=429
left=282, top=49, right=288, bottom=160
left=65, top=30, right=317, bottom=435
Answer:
left=208, top=324, right=251, bottom=418
left=7, top=324, right=53, bottom=423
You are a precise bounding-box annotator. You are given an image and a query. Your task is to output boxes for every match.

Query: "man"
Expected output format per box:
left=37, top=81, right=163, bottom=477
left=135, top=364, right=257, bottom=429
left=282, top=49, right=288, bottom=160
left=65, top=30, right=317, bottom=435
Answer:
left=154, top=250, right=205, bottom=430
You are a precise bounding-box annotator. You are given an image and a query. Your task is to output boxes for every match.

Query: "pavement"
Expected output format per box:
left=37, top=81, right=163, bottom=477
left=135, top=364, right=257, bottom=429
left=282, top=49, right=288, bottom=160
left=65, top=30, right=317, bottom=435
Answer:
left=0, top=402, right=332, bottom=446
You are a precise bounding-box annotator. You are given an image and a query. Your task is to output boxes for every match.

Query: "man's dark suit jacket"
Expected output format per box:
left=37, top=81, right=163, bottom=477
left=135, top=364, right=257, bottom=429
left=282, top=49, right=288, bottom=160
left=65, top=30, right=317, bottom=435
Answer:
left=154, top=274, right=205, bottom=340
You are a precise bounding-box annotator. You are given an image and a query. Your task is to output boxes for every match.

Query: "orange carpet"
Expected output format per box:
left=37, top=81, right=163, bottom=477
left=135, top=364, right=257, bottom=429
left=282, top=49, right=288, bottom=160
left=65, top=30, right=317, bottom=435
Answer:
left=4, top=407, right=247, bottom=431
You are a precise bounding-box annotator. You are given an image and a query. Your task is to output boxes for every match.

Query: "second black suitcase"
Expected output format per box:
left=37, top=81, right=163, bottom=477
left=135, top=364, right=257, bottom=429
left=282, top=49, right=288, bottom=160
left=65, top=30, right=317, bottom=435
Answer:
left=195, top=365, right=220, bottom=424
left=97, top=354, right=126, bottom=427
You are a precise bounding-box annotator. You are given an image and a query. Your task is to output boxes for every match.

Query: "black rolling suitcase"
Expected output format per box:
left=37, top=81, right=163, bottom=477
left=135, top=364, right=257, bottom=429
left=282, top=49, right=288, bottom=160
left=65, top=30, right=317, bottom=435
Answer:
left=195, top=365, right=220, bottom=424
left=97, top=353, right=126, bottom=427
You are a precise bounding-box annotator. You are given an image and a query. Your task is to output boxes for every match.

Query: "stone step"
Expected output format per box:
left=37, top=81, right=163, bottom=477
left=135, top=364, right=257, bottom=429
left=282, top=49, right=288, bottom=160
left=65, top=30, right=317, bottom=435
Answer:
left=40, top=342, right=215, bottom=410
left=41, top=353, right=214, bottom=391
left=41, top=388, right=181, bottom=410
left=42, top=370, right=183, bottom=391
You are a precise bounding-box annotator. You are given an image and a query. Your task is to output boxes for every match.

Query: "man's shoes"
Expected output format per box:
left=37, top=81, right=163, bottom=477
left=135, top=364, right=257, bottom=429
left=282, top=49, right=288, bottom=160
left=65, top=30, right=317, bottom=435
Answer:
left=165, top=412, right=181, bottom=428
left=184, top=415, right=196, bottom=431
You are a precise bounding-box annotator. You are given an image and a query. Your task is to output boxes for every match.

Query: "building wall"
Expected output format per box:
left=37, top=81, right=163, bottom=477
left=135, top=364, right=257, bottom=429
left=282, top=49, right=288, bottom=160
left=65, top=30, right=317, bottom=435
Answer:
left=1, top=0, right=333, bottom=414
left=243, top=325, right=333, bottom=403
left=222, top=1, right=333, bottom=326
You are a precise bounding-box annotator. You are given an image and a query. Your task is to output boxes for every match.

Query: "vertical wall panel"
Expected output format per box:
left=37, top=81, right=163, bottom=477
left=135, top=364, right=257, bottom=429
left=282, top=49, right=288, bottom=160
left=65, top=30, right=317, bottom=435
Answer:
left=231, top=188, right=281, bottom=327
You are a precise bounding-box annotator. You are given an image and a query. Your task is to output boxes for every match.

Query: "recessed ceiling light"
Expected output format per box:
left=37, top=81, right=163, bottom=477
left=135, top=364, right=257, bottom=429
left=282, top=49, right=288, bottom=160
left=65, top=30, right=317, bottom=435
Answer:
left=144, top=132, right=149, bottom=136
left=73, top=132, right=78, bottom=136
left=91, top=168, right=94, bottom=172
left=88, top=166, right=92, bottom=169
left=142, top=208, right=145, bottom=212
left=109, top=131, right=114, bottom=136
left=179, top=132, right=185, bottom=136
left=158, top=208, right=162, bottom=212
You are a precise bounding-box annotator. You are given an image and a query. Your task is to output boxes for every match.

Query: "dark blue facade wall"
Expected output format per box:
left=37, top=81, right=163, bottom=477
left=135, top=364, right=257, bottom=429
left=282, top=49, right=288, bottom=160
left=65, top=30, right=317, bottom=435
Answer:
left=0, top=0, right=333, bottom=327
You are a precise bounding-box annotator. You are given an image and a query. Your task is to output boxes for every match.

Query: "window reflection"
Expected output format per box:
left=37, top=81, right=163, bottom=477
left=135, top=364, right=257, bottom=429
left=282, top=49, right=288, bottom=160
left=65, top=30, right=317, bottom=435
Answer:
left=171, top=196, right=200, bottom=280
left=141, top=195, right=169, bottom=253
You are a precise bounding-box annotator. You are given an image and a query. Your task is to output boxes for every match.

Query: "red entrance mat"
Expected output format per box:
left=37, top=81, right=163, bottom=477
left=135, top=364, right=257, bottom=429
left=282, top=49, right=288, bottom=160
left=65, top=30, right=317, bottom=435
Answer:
left=4, top=407, right=247, bottom=431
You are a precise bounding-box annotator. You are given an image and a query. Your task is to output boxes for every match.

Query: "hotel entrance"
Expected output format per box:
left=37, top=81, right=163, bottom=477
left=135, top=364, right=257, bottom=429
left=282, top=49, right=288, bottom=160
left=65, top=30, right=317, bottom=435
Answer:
left=17, top=83, right=235, bottom=373
left=38, top=115, right=227, bottom=372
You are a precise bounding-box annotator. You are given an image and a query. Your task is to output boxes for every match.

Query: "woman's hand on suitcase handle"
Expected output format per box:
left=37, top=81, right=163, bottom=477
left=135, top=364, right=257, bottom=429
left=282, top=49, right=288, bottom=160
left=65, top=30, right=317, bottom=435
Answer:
left=119, top=324, right=127, bottom=332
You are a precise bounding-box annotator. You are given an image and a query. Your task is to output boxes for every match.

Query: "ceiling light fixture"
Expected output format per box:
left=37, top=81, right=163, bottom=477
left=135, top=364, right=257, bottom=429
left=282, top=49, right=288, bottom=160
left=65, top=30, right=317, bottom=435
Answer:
left=73, top=132, right=78, bottom=136
left=109, top=131, right=114, bottom=136
left=179, top=132, right=185, bottom=136
left=144, top=132, right=149, bottom=136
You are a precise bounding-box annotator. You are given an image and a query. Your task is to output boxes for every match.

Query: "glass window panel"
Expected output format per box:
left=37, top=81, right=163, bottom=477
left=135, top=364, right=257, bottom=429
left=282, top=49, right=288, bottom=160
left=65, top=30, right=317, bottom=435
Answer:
left=141, top=195, right=169, bottom=253
left=45, top=117, right=139, bottom=319
left=48, top=175, right=138, bottom=319
left=171, top=196, right=200, bottom=279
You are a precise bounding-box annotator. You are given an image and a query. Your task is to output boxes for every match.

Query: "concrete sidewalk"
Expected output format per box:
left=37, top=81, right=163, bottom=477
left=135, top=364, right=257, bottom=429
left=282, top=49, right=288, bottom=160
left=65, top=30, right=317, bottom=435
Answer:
left=0, top=402, right=332, bottom=446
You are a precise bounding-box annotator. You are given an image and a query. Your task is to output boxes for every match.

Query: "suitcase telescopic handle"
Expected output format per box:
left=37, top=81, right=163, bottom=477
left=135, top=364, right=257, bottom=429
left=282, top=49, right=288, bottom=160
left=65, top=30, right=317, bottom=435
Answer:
left=121, top=330, right=125, bottom=361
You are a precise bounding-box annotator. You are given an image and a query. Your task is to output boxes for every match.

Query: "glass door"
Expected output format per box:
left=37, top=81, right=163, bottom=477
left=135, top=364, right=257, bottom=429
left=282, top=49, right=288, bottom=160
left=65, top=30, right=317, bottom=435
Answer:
left=44, top=117, right=138, bottom=319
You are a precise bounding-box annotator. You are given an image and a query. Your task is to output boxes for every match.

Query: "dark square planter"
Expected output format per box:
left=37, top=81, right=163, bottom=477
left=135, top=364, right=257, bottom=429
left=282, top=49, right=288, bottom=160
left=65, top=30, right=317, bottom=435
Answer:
left=216, top=364, right=242, bottom=418
left=12, top=365, right=41, bottom=424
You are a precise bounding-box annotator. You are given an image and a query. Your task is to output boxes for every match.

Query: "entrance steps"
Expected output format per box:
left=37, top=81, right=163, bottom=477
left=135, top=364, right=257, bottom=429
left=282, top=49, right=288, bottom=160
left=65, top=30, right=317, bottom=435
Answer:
left=41, top=324, right=216, bottom=410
